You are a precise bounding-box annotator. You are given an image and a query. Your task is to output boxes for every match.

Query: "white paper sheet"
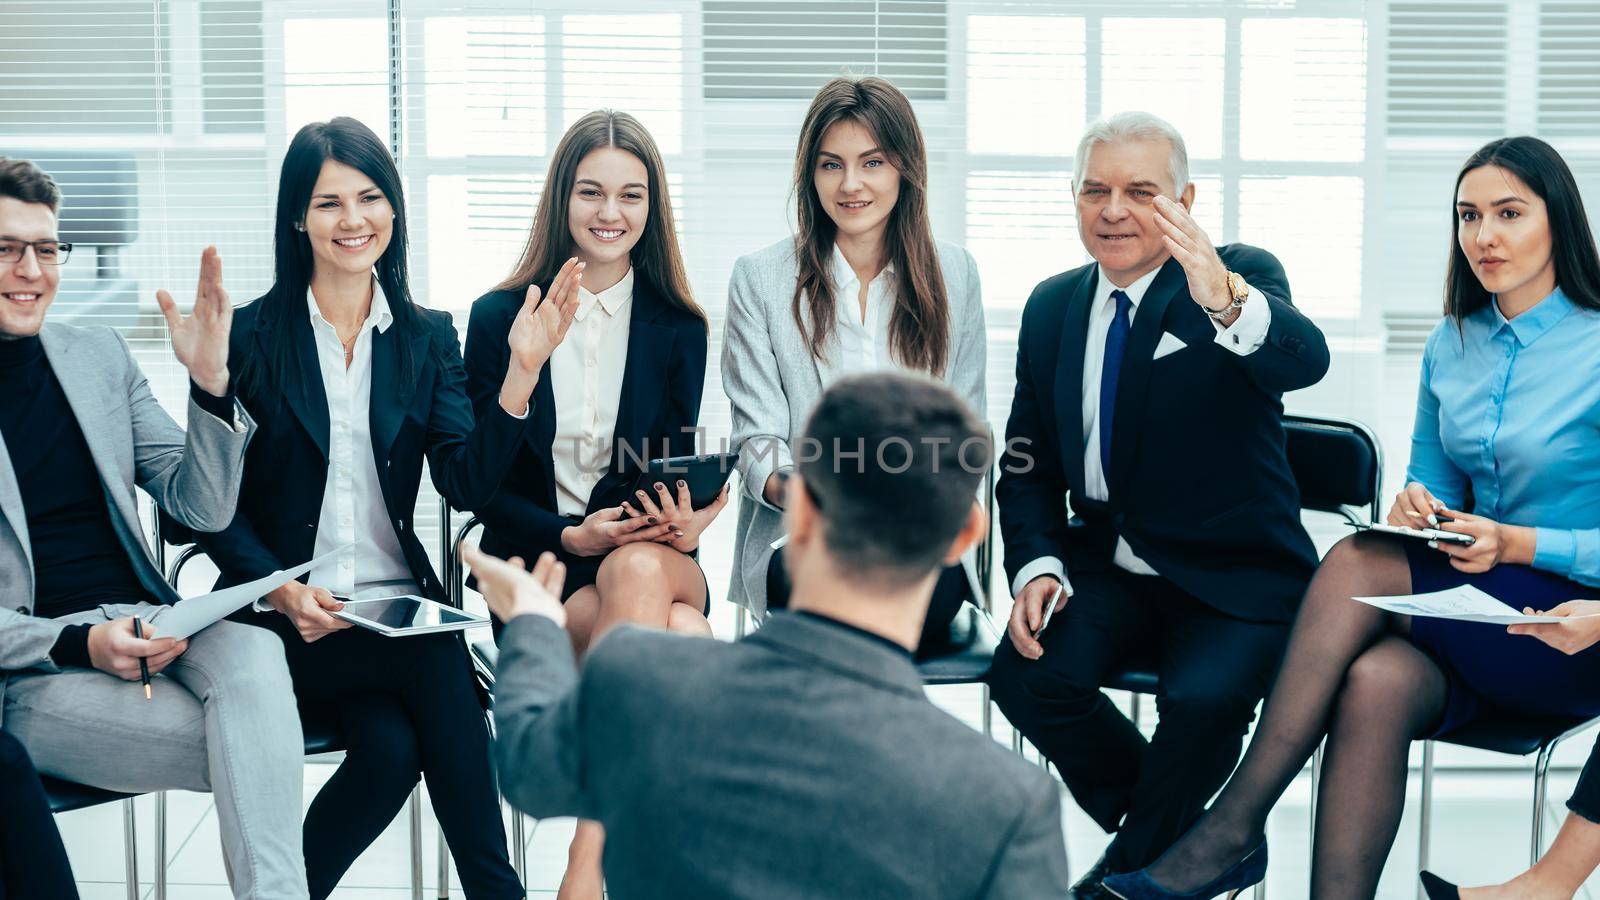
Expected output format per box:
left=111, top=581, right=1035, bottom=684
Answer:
left=158, top=544, right=355, bottom=640
left=1352, top=585, right=1600, bottom=625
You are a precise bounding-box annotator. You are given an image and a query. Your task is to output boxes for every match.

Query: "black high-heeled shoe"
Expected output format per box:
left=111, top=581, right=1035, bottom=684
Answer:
left=1419, top=871, right=1460, bottom=900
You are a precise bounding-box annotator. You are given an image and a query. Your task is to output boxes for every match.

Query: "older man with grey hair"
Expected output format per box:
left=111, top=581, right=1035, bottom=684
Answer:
left=986, top=111, right=1330, bottom=897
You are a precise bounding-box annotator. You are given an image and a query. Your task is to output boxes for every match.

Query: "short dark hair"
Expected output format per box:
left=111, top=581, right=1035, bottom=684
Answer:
left=0, top=158, right=62, bottom=212
left=797, top=373, right=991, bottom=586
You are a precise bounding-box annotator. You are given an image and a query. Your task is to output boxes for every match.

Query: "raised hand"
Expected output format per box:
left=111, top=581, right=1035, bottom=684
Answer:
left=1152, top=195, right=1232, bottom=317
left=157, top=246, right=232, bottom=397
left=461, top=544, right=568, bottom=626
left=508, top=257, right=583, bottom=376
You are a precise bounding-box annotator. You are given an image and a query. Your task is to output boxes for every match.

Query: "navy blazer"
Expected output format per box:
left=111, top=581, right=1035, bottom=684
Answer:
left=187, top=289, right=525, bottom=602
left=462, top=275, right=708, bottom=564
left=996, top=245, right=1329, bottom=624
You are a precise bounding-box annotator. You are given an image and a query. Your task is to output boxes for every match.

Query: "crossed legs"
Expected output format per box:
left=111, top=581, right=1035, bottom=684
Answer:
left=1145, top=533, right=1449, bottom=899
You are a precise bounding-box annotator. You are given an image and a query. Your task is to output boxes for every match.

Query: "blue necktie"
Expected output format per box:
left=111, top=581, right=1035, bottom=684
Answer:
left=1099, top=290, right=1132, bottom=477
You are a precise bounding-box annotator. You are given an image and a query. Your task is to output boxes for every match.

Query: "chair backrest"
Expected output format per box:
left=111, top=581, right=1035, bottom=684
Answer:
left=1283, top=413, right=1383, bottom=523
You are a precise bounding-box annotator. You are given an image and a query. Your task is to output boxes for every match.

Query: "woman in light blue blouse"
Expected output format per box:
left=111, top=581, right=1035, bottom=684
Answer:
left=1106, top=137, right=1600, bottom=900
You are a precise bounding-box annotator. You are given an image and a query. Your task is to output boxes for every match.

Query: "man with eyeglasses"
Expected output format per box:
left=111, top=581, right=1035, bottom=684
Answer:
left=0, top=157, right=310, bottom=898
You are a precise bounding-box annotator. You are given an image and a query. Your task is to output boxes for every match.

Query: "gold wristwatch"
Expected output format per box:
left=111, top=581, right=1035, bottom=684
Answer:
left=1206, top=271, right=1250, bottom=322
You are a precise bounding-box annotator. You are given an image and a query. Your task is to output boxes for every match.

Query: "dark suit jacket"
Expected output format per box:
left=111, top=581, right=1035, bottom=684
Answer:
left=462, top=276, right=707, bottom=564
left=494, top=611, right=1071, bottom=898
left=189, top=290, right=525, bottom=602
left=996, top=245, right=1328, bottom=623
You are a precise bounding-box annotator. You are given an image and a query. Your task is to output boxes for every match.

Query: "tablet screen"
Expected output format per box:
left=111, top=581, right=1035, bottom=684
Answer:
left=338, top=596, right=480, bottom=630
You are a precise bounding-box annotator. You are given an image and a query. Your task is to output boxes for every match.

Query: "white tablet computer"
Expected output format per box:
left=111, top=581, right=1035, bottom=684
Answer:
left=332, top=596, right=490, bottom=637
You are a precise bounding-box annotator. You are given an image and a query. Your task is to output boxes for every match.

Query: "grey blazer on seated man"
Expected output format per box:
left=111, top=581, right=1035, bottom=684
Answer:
left=0, top=322, right=252, bottom=691
left=495, top=610, right=1070, bottom=899
left=721, top=237, right=987, bottom=618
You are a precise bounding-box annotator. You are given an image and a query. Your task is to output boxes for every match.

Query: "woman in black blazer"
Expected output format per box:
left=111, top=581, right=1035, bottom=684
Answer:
left=191, top=118, right=577, bottom=899
left=463, top=109, right=718, bottom=900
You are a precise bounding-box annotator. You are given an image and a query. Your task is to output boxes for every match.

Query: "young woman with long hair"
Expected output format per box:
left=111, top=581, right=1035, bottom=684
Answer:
left=723, top=75, right=987, bottom=654
left=462, top=108, right=717, bottom=900
left=1106, top=135, right=1600, bottom=900
left=190, top=116, right=577, bottom=899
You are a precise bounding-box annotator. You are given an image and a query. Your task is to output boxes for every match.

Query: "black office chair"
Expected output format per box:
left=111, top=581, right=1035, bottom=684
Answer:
left=41, top=777, right=144, bottom=899
left=1059, top=413, right=1383, bottom=897
left=910, top=459, right=1003, bottom=740
left=1417, top=709, right=1600, bottom=877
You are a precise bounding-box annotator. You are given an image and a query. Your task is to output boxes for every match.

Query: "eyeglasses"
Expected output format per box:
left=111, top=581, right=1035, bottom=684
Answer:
left=0, top=240, right=73, bottom=266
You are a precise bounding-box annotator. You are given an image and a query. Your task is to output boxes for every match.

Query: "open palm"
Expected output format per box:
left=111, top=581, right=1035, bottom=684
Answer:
left=508, top=257, right=583, bottom=374
left=157, top=246, right=232, bottom=395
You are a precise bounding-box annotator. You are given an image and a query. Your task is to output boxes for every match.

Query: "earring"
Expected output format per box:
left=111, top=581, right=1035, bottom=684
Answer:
left=295, top=223, right=306, bottom=232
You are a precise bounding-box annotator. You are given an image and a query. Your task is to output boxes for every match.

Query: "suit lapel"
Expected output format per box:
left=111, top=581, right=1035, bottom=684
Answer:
left=529, top=361, right=558, bottom=507
left=42, top=327, right=135, bottom=526
left=0, top=430, right=31, bottom=573
left=276, top=312, right=331, bottom=460
left=612, top=283, right=673, bottom=472
left=1107, top=258, right=1186, bottom=493
left=1053, top=268, right=1095, bottom=501
left=370, top=323, right=430, bottom=464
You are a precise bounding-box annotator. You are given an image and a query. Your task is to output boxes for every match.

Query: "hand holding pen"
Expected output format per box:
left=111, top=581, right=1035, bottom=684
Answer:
left=85, top=617, right=188, bottom=689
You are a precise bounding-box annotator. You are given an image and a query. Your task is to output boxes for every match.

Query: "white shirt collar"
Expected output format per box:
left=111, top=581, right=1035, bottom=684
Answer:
left=306, top=276, right=394, bottom=334
left=830, top=243, right=894, bottom=295
left=575, top=266, right=634, bottom=322
left=1093, top=265, right=1162, bottom=312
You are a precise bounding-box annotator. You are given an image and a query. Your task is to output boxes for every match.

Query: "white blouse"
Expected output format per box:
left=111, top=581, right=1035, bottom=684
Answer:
left=549, top=267, right=634, bottom=517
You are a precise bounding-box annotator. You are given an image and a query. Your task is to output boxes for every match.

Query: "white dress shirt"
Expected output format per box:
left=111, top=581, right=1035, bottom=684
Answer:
left=549, top=267, right=634, bottom=517
left=1010, top=265, right=1273, bottom=599
left=815, top=245, right=899, bottom=386
left=304, top=281, right=414, bottom=596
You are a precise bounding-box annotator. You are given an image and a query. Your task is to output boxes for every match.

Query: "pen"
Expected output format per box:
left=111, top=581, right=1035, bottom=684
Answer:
left=132, top=616, right=152, bottom=701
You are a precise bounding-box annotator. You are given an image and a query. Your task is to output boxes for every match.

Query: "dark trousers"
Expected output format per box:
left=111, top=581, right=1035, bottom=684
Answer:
left=0, top=730, right=77, bottom=900
left=987, top=568, right=1289, bottom=872
left=256, top=614, right=521, bottom=900
left=767, top=548, right=970, bottom=658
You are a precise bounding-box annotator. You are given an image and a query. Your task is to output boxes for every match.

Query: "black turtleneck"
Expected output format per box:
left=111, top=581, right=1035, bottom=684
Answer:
left=0, top=334, right=159, bottom=668
left=793, top=610, right=915, bottom=661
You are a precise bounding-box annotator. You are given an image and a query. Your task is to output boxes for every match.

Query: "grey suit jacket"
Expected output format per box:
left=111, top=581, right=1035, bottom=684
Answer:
left=494, top=611, right=1068, bottom=899
left=0, top=323, right=254, bottom=704
left=721, top=237, right=987, bottom=616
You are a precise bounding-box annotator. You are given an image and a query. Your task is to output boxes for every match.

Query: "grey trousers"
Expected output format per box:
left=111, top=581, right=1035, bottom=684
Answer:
left=3, top=603, right=309, bottom=899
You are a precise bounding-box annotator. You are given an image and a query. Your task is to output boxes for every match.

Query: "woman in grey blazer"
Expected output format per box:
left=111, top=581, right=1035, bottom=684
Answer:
left=722, top=76, right=986, bottom=654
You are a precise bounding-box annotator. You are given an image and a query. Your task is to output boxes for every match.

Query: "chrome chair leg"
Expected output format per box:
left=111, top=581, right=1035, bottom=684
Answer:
left=1533, top=741, right=1556, bottom=866
left=410, top=787, right=424, bottom=900
left=1417, top=740, right=1435, bottom=900
left=1129, top=693, right=1142, bottom=729
left=512, top=810, right=528, bottom=884
left=1309, top=743, right=1323, bottom=848
left=735, top=603, right=747, bottom=639
left=1011, top=727, right=1023, bottom=755
left=437, top=827, right=451, bottom=898
left=981, top=683, right=993, bottom=738
left=122, top=797, right=139, bottom=900
left=156, top=790, right=168, bottom=900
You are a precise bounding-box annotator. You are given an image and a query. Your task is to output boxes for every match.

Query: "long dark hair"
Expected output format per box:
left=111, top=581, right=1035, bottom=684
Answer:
left=792, top=76, right=949, bottom=374
left=497, top=109, right=704, bottom=326
left=237, top=117, right=428, bottom=398
left=1445, top=136, right=1600, bottom=329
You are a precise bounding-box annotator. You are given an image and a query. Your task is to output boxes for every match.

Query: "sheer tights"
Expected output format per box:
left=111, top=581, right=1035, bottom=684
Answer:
left=1145, top=534, right=1449, bottom=899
